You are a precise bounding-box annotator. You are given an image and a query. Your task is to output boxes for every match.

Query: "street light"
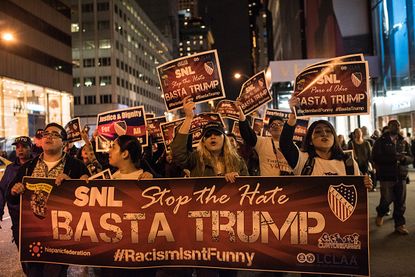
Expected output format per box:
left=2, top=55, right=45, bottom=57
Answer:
left=233, top=72, right=250, bottom=80
left=1, top=32, right=15, bottom=42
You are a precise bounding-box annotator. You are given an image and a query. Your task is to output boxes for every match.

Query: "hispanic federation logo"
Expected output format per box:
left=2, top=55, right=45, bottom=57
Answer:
left=328, top=184, right=357, bottom=222
left=29, top=241, right=44, bottom=257
left=351, top=72, right=362, bottom=87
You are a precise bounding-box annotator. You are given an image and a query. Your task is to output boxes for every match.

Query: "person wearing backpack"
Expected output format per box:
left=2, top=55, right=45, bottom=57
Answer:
left=279, top=97, right=372, bottom=190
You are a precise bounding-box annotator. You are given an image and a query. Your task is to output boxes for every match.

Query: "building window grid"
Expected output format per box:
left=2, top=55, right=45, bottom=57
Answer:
left=84, top=95, right=96, bottom=104
left=83, top=58, right=95, bottom=67
left=111, top=4, right=171, bottom=113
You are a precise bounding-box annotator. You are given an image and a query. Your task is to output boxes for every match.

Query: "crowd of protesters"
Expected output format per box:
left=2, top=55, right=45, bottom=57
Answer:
left=1, top=94, right=414, bottom=277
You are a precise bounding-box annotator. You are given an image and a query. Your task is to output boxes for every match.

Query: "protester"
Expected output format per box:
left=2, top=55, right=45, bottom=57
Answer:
left=280, top=98, right=372, bottom=188
left=361, top=126, right=374, bottom=146
left=371, top=129, right=381, bottom=142
left=373, top=119, right=413, bottom=235
left=172, top=97, right=248, bottom=181
left=236, top=101, right=292, bottom=176
left=108, top=134, right=153, bottom=180
left=349, top=128, right=372, bottom=175
left=141, top=135, right=166, bottom=177
left=337, top=134, right=348, bottom=150
left=411, top=134, right=415, bottom=168
left=7, top=122, right=90, bottom=277
left=64, top=142, right=78, bottom=157
left=170, top=97, right=247, bottom=276
left=0, top=136, right=33, bottom=247
left=32, top=128, right=44, bottom=156
left=77, top=129, right=102, bottom=175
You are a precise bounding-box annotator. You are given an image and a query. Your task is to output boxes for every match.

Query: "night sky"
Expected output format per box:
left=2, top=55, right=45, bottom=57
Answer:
left=198, top=0, right=252, bottom=100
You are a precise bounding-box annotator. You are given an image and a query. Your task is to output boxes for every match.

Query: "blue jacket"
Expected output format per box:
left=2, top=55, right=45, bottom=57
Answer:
left=0, top=159, right=24, bottom=221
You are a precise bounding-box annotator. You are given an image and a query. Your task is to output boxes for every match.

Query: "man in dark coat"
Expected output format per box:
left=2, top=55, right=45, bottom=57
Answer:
left=373, top=120, right=413, bottom=235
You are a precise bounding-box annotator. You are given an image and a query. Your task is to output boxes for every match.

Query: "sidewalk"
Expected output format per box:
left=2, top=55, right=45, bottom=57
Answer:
left=367, top=168, right=415, bottom=276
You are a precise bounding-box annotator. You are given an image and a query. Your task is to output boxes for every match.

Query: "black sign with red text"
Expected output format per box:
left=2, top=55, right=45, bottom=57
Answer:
left=96, top=106, right=147, bottom=152
left=157, top=50, right=225, bottom=111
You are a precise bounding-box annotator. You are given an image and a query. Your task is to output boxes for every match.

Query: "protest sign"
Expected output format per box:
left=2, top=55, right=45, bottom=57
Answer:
left=65, top=118, right=82, bottom=143
left=146, top=113, right=155, bottom=119
left=157, top=50, right=225, bottom=111
left=20, top=176, right=369, bottom=276
left=96, top=106, right=147, bottom=152
left=215, top=100, right=240, bottom=120
left=160, top=118, right=185, bottom=152
left=262, top=109, right=309, bottom=143
left=147, top=116, right=167, bottom=144
left=293, top=61, right=369, bottom=117
left=189, top=113, right=224, bottom=145
left=238, top=71, right=272, bottom=115
left=231, top=121, right=243, bottom=143
left=252, top=118, right=264, bottom=136
left=303, top=53, right=364, bottom=70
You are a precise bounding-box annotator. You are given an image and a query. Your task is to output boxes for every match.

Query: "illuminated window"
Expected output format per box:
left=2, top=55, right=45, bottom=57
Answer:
left=71, top=23, right=79, bottom=33
left=83, top=41, right=95, bottom=49
left=84, top=77, right=96, bottom=87
left=73, top=78, right=81, bottom=87
left=99, top=76, right=112, bottom=86
left=99, top=40, right=111, bottom=49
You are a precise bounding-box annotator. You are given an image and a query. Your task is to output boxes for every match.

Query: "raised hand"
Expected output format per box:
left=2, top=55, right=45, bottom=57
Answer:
left=235, top=97, right=246, bottom=121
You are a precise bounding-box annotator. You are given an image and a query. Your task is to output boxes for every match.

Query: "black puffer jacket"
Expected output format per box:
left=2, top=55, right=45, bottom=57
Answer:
left=373, top=132, right=413, bottom=181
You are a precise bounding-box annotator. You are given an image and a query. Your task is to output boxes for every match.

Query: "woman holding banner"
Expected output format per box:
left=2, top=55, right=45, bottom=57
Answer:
left=280, top=98, right=372, bottom=189
left=170, top=96, right=248, bottom=277
left=171, top=96, right=248, bottom=181
left=108, top=135, right=153, bottom=180
left=102, top=134, right=155, bottom=277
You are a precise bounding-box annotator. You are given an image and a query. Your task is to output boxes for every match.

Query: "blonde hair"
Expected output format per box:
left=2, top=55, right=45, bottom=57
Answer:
left=197, top=135, right=242, bottom=174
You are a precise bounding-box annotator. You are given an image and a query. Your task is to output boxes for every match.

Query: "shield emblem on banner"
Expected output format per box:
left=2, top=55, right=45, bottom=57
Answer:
left=204, top=62, right=214, bottom=75
left=351, top=72, right=362, bottom=87
left=327, top=184, right=357, bottom=222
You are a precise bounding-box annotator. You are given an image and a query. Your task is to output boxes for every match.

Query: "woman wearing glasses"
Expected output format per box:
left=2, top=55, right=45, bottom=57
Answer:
left=171, top=96, right=248, bottom=182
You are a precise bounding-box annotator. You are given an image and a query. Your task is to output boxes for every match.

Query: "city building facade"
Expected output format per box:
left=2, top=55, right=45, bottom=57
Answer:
left=71, top=0, right=172, bottom=126
left=249, top=0, right=273, bottom=73
left=0, top=0, right=73, bottom=139
left=266, top=0, right=378, bottom=137
left=372, top=0, right=415, bottom=136
left=137, top=0, right=180, bottom=58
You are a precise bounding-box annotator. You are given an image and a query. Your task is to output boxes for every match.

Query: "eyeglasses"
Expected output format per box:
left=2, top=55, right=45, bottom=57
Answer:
left=42, top=131, right=62, bottom=139
left=269, top=122, right=284, bottom=128
left=204, top=130, right=223, bottom=138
